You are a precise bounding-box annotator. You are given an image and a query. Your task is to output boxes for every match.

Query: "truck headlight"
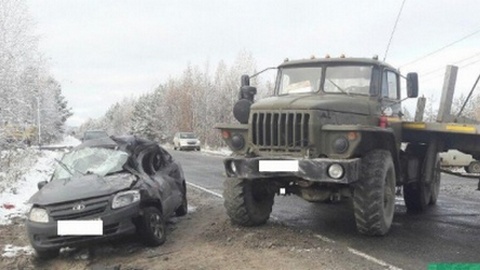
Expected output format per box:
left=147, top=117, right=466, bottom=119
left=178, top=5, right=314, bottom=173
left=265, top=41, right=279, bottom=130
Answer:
left=333, top=137, right=349, bottom=153
left=29, top=207, right=49, bottom=223
left=328, top=164, right=344, bottom=179
left=231, top=134, right=245, bottom=150
left=112, top=190, right=140, bottom=209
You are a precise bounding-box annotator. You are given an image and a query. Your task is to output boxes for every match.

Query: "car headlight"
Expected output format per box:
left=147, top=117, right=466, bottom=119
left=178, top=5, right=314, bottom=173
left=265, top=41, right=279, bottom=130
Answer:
left=29, top=207, right=49, bottom=223
left=112, top=190, right=140, bottom=209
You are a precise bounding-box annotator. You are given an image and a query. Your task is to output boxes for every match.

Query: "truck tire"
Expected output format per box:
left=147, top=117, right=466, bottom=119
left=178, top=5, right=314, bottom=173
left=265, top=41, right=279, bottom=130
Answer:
left=429, top=155, right=441, bottom=205
left=467, top=161, right=480, bottom=174
left=353, top=149, right=396, bottom=236
left=403, top=144, right=439, bottom=211
left=223, top=178, right=274, bottom=226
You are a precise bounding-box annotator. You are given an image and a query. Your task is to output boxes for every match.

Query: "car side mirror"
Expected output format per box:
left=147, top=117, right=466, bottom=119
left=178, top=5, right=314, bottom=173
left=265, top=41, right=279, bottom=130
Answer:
left=407, top=72, right=419, bottom=98
left=37, top=181, right=48, bottom=190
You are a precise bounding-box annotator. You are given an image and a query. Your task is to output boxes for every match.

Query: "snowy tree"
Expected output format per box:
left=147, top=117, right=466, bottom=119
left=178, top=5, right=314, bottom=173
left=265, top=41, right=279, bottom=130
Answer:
left=0, top=0, right=71, bottom=146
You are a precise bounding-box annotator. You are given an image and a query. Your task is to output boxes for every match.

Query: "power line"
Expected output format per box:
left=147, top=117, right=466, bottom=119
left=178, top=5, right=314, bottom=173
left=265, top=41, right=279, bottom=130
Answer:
left=420, top=51, right=480, bottom=78
left=383, top=0, right=406, bottom=61
left=400, top=26, right=480, bottom=68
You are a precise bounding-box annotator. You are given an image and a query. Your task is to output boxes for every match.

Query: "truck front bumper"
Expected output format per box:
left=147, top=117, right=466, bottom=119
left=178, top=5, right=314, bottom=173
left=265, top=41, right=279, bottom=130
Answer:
left=224, top=157, right=361, bottom=184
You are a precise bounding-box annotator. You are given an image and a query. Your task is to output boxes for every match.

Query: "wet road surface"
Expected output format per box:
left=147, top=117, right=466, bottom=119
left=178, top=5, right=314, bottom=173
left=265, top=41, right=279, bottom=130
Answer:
left=170, top=149, right=480, bottom=270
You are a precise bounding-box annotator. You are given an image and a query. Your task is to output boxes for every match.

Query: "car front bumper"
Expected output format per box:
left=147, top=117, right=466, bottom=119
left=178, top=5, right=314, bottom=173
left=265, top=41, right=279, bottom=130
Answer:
left=223, top=156, right=361, bottom=184
left=26, top=203, right=140, bottom=251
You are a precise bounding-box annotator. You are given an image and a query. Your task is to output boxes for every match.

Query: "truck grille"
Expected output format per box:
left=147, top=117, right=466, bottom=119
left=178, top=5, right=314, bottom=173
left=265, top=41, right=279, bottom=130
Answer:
left=48, top=196, right=110, bottom=221
left=252, top=112, right=310, bottom=151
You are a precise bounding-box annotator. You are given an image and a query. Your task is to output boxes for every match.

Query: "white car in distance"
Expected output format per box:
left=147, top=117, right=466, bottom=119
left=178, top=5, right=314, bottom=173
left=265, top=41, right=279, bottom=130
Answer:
left=173, top=132, right=201, bottom=151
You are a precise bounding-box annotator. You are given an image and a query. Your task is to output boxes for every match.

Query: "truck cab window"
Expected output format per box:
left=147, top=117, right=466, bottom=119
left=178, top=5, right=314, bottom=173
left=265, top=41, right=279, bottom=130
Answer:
left=382, top=71, right=398, bottom=99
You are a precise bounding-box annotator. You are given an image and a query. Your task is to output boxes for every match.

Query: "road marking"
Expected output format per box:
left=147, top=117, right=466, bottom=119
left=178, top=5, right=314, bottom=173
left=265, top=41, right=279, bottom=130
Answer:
left=347, top=247, right=403, bottom=270
left=186, top=182, right=223, bottom=198
left=314, top=234, right=335, bottom=243
left=187, top=181, right=403, bottom=270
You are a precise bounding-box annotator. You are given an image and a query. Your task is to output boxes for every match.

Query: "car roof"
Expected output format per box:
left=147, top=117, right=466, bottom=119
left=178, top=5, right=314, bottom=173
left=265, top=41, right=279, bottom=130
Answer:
left=74, top=135, right=158, bottom=153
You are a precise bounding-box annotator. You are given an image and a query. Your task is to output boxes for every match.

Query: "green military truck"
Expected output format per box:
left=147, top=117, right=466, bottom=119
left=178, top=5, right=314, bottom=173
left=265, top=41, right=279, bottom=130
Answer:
left=216, top=56, right=480, bottom=236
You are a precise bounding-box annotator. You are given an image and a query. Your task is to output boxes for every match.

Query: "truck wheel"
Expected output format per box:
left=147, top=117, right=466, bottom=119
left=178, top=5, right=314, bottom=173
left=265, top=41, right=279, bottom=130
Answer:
left=353, top=149, right=396, bottom=236
left=467, top=161, right=480, bottom=174
left=429, top=155, right=441, bottom=205
left=223, top=178, right=274, bottom=226
left=403, top=144, right=433, bottom=212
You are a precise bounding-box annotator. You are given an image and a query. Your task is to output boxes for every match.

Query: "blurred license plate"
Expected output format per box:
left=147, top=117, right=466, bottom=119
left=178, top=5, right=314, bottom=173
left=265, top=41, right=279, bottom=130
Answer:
left=57, top=220, right=103, bottom=236
left=259, top=160, right=299, bottom=172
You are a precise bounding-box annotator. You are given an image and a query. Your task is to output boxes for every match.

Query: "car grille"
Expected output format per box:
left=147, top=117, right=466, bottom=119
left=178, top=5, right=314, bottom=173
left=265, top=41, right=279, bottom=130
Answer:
left=47, top=196, right=110, bottom=221
left=252, top=112, right=310, bottom=152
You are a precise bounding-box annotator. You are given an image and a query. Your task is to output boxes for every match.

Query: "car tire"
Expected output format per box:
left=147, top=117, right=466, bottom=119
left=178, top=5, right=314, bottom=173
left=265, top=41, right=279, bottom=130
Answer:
left=175, top=183, right=188, bottom=216
left=467, top=161, right=480, bottom=174
left=138, top=207, right=166, bottom=247
left=223, top=178, right=274, bottom=226
left=353, top=149, right=396, bottom=236
left=34, top=248, right=59, bottom=260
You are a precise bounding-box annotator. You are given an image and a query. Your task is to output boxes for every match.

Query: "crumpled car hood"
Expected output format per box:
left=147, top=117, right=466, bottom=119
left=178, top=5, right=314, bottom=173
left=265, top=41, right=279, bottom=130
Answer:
left=28, top=173, right=136, bottom=205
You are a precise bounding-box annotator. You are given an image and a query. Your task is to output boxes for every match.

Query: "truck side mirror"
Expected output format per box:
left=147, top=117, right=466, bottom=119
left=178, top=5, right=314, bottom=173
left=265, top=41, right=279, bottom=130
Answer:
left=407, top=72, right=419, bottom=98
left=241, top=74, right=250, bottom=87
left=234, top=74, right=256, bottom=124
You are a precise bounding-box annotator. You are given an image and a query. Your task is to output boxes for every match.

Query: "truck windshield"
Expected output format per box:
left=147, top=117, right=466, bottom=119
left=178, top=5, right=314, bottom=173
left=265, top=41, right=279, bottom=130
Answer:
left=278, top=67, right=322, bottom=95
left=323, top=65, right=372, bottom=95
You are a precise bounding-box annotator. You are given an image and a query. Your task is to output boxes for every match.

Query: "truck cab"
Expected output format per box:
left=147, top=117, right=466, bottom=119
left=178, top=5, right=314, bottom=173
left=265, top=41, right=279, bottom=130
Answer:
left=218, top=56, right=419, bottom=236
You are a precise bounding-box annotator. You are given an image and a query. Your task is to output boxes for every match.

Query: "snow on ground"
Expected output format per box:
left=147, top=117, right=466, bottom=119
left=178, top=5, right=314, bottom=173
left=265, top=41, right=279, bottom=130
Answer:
left=200, top=146, right=232, bottom=157
left=0, top=150, right=62, bottom=225
left=1, top=244, right=34, bottom=258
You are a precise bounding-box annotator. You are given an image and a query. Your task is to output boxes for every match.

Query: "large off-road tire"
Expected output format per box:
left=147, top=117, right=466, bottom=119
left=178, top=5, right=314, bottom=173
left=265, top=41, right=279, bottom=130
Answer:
left=429, top=155, right=441, bottom=205
left=403, top=144, right=439, bottom=211
left=137, top=207, right=167, bottom=247
left=175, top=182, right=188, bottom=216
left=34, top=248, right=59, bottom=260
left=353, top=149, right=396, bottom=236
left=467, top=161, right=480, bottom=174
left=223, top=178, right=275, bottom=226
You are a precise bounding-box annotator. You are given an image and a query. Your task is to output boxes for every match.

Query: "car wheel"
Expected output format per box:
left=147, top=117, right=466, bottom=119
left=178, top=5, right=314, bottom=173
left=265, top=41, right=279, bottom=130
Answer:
left=138, top=207, right=166, bottom=247
left=467, top=161, right=480, bottom=174
left=175, top=183, right=188, bottom=216
left=34, top=248, right=59, bottom=260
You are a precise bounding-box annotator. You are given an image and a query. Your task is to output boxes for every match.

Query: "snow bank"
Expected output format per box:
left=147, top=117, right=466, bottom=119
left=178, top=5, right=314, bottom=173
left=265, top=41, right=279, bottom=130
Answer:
left=45, top=135, right=81, bottom=148
left=0, top=150, right=61, bottom=225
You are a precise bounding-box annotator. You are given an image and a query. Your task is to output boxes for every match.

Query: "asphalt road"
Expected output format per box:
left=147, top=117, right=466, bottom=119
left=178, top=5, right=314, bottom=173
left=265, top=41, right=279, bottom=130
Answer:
left=170, top=149, right=480, bottom=270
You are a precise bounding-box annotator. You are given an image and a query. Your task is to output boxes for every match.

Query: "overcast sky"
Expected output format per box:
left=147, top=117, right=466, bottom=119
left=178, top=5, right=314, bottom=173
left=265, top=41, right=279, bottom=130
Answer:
left=27, top=0, right=480, bottom=126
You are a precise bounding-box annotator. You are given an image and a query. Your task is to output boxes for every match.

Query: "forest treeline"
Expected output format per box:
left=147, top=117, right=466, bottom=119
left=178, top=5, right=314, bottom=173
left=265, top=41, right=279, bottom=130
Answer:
left=77, top=51, right=275, bottom=147
left=0, top=0, right=71, bottom=147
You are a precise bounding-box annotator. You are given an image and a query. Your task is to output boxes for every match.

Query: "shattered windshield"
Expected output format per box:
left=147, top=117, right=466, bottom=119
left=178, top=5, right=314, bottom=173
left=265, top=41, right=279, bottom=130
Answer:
left=52, top=147, right=129, bottom=181
left=323, top=65, right=372, bottom=95
left=278, top=67, right=322, bottom=95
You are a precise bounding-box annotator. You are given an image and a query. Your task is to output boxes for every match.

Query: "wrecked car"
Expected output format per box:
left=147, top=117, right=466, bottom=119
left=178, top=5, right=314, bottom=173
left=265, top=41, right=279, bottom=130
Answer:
left=25, top=136, right=188, bottom=259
